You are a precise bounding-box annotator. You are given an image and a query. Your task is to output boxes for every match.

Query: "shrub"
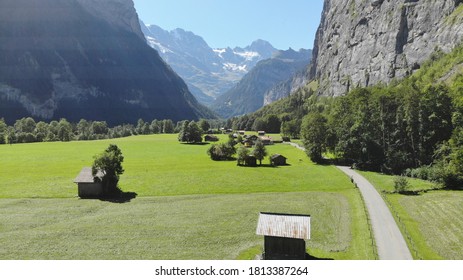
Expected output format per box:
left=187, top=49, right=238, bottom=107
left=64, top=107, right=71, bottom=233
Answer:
left=207, top=143, right=236, bottom=161
left=394, top=176, right=409, bottom=193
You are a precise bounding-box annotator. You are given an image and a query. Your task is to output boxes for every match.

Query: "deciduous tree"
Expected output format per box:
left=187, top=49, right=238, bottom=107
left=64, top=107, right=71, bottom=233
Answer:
left=92, top=144, right=124, bottom=195
left=252, top=139, right=267, bottom=165
left=301, top=112, right=327, bottom=163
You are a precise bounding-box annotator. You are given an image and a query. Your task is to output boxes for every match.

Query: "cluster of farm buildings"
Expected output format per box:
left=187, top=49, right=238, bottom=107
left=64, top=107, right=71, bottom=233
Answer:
left=205, top=130, right=282, bottom=146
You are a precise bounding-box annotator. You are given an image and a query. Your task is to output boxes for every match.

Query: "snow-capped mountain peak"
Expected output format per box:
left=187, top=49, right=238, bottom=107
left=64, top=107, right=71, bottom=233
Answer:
left=140, top=21, right=277, bottom=105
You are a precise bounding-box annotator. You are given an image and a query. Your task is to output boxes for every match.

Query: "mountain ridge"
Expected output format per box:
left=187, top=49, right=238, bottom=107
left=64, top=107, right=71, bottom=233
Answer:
left=141, top=22, right=278, bottom=105
left=0, top=0, right=214, bottom=125
left=212, top=48, right=311, bottom=118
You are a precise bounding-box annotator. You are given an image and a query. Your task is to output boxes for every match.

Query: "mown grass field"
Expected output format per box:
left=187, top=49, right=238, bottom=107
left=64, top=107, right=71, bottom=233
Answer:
left=0, top=134, right=374, bottom=259
left=360, top=171, right=463, bottom=259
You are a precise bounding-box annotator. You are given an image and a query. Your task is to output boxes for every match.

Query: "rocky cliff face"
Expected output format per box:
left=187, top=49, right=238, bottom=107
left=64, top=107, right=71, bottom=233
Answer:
left=77, top=0, right=145, bottom=40
left=263, top=69, right=309, bottom=106
left=310, top=0, right=463, bottom=96
left=0, top=0, right=213, bottom=124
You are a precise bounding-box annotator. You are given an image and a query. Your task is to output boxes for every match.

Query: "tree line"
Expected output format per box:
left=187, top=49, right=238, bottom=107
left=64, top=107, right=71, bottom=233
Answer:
left=301, top=79, right=463, bottom=189
left=0, top=117, right=217, bottom=144
left=228, top=86, right=319, bottom=138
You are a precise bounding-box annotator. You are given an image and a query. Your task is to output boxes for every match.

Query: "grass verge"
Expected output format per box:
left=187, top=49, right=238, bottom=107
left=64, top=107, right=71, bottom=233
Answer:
left=360, top=171, right=463, bottom=259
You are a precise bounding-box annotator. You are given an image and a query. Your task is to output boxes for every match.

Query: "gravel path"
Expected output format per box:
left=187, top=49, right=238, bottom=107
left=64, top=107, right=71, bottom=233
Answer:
left=285, top=141, right=413, bottom=259
left=337, top=166, right=413, bottom=260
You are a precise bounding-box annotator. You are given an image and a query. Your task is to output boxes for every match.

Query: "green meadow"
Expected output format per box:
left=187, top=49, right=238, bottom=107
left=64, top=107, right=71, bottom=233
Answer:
left=360, top=171, right=463, bottom=260
left=0, top=134, right=374, bottom=259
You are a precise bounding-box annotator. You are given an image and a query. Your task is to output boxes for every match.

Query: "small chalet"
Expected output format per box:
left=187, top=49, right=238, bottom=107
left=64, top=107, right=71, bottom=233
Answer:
left=258, top=131, right=266, bottom=136
left=256, top=212, right=311, bottom=260
left=244, top=155, right=258, bottom=167
left=271, top=154, right=287, bottom=166
left=204, top=135, right=219, bottom=142
left=243, top=135, right=259, bottom=147
left=74, top=167, right=104, bottom=198
left=243, top=138, right=253, bottom=147
left=247, top=135, right=259, bottom=141
left=260, top=136, right=274, bottom=145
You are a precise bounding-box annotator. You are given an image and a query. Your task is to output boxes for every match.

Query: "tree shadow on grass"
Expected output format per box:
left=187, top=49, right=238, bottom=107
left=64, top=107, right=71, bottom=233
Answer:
left=237, top=164, right=274, bottom=168
left=259, top=253, right=334, bottom=260
left=99, top=191, right=138, bottom=204
left=180, top=142, right=211, bottom=146
left=397, top=190, right=422, bottom=196
left=238, top=164, right=293, bottom=168
left=305, top=253, right=334, bottom=260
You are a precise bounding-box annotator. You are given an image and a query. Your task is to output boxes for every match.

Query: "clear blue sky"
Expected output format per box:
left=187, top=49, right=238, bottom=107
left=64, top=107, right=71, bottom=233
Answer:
left=133, top=0, right=324, bottom=50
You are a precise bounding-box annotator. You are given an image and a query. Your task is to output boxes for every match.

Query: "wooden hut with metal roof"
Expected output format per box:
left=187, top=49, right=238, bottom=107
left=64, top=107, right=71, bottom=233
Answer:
left=244, top=155, right=257, bottom=167
left=256, top=212, right=311, bottom=260
left=270, top=154, right=287, bottom=166
left=73, top=167, right=104, bottom=198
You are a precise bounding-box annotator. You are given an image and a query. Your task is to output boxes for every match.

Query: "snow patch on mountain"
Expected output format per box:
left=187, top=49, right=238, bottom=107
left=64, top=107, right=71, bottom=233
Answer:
left=213, top=48, right=227, bottom=58
left=141, top=22, right=278, bottom=105
left=223, top=63, right=247, bottom=72
left=234, top=51, right=260, bottom=61
left=146, top=36, right=173, bottom=54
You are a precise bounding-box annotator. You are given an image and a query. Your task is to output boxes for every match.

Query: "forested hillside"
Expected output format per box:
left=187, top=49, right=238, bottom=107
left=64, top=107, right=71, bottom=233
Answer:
left=231, top=44, right=463, bottom=189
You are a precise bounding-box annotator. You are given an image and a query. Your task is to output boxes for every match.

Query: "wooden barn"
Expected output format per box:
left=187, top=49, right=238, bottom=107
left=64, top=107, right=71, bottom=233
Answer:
left=74, top=167, right=104, bottom=198
left=271, top=154, right=287, bottom=166
left=260, top=136, right=274, bottom=145
left=244, top=155, right=258, bottom=167
left=204, top=135, right=219, bottom=142
left=256, top=212, right=311, bottom=260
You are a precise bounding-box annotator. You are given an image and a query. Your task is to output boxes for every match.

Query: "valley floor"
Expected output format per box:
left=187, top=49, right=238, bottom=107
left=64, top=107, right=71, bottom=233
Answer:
left=1, top=134, right=462, bottom=259
left=0, top=192, right=357, bottom=259
left=0, top=134, right=372, bottom=260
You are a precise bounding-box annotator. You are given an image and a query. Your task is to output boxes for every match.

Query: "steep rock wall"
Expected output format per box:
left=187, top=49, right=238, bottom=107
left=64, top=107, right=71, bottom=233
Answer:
left=76, top=0, right=145, bottom=40
left=310, top=0, right=463, bottom=96
left=0, top=0, right=213, bottom=124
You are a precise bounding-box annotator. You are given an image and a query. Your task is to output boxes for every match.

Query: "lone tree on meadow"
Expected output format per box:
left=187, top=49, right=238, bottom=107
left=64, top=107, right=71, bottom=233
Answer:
left=92, top=144, right=124, bottom=196
left=236, top=145, right=250, bottom=166
left=253, top=139, right=268, bottom=165
left=178, top=121, right=203, bottom=143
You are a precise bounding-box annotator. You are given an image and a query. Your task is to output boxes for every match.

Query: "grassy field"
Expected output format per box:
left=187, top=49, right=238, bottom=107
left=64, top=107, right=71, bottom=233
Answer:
left=0, top=134, right=374, bottom=259
left=1, top=135, right=352, bottom=198
left=360, top=171, right=463, bottom=259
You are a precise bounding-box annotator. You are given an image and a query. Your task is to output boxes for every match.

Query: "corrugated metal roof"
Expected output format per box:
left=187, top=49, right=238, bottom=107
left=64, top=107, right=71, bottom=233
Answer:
left=73, top=167, right=103, bottom=183
left=256, top=212, right=310, bottom=240
left=271, top=154, right=287, bottom=160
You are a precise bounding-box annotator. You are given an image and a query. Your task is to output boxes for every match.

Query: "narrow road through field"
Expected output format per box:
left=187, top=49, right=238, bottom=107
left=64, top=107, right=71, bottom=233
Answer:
left=337, top=166, right=413, bottom=260
left=285, top=142, right=412, bottom=259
